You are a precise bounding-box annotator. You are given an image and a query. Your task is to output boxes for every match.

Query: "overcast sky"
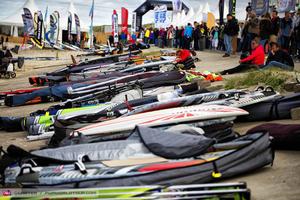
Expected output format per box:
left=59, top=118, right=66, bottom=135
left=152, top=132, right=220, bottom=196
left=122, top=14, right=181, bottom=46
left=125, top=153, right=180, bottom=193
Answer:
left=0, top=0, right=250, bottom=25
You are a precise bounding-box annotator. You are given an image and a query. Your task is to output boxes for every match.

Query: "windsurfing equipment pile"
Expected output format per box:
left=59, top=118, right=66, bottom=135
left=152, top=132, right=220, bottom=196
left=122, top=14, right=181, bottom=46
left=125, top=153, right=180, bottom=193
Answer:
left=1, top=126, right=273, bottom=188
left=0, top=182, right=251, bottom=199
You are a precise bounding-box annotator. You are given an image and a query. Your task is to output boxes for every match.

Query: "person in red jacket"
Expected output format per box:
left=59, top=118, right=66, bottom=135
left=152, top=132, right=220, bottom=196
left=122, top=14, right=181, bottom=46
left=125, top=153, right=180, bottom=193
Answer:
left=175, top=49, right=196, bottom=70
left=220, top=37, right=265, bottom=74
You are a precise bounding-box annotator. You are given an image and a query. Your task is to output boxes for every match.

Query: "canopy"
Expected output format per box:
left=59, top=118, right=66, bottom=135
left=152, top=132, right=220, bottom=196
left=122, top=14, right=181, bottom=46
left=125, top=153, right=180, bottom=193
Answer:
left=0, top=0, right=38, bottom=26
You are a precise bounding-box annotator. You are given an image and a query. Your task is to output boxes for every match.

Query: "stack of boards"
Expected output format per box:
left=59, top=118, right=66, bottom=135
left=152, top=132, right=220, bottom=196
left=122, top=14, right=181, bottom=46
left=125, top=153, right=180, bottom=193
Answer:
left=0, top=182, right=250, bottom=200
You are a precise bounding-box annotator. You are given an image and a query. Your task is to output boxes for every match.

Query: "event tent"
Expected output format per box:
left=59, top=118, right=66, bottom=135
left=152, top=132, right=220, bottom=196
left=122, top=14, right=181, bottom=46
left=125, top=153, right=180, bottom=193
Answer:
left=0, top=0, right=89, bottom=37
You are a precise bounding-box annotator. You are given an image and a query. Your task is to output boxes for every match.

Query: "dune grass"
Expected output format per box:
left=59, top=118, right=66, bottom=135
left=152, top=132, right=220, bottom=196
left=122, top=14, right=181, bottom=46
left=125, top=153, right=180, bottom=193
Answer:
left=141, top=50, right=162, bottom=57
left=224, top=69, right=293, bottom=91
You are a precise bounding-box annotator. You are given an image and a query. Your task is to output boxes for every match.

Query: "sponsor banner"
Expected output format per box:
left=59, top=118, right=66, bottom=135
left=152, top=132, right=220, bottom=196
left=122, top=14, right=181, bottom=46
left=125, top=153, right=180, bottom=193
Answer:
left=67, top=12, right=72, bottom=42
left=154, top=5, right=169, bottom=28
left=131, top=12, right=137, bottom=34
left=229, top=0, right=236, bottom=17
left=251, top=0, right=269, bottom=16
left=219, top=0, right=225, bottom=25
left=23, top=8, right=34, bottom=36
left=36, top=11, right=43, bottom=42
left=277, top=0, right=296, bottom=13
left=121, top=7, right=129, bottom=36
left=172, top=0, right=182, bottom=12
left=74, top=14, right=81, bottom=43
left=112, top=10, right=119, bottom=43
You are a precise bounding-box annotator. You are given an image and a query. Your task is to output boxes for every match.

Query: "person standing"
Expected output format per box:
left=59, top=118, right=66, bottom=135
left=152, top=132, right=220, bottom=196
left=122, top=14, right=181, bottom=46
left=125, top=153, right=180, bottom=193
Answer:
left=144, top=28, right=150, bottom=44
left=183, top=23, right=193, bottom=50
left=279, top=12, right=293, bottom=52
left=211, top=26, right=219, bottom=50
left=290, top=10, right=298, bottom=57
left=223, top=14, right=239, bottom=57
left=174, top=26, right=179, bottom=48
left=231, top=24, right=239, bottom=55
left=193, top=23, right=201, bottom=50
left=167, top=26, right=174, bottom=48
left=295, top=8, right=300, bottom=61
left=259, top=13, right=272, bottom=52
left=241, top=12, right=259, bottom=53
left=179, top=26, right=184, bottom=49
left=154, top=28, right=159, bottom=46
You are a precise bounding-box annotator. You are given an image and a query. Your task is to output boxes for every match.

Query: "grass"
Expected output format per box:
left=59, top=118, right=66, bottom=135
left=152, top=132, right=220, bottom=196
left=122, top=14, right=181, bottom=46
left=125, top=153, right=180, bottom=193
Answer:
left=141, top=50, right=162, bottom=57
left=224, top=69, right=294, bottom=91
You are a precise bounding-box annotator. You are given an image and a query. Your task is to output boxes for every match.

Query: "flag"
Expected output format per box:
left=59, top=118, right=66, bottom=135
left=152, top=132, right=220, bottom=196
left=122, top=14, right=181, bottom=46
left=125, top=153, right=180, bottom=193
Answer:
left=89, top=0, right=94, bottom=48
left=44, top=6, right=48, bottom=41
left=121, top=7, right=129, bottom=36
left=44, top=5, right=48, bottom=23
left=276, top=0, right=295, bottom=13
left=172, top=0, right=182, bottom=12
left=251, top=0, right=269, bottom=16
left=112, top=10, right=119, bottom=43
left=74, top=14, right=81, bottom=44
left=229, top=0, right=236, bottom=17
left=219, top=0, right=225, bottom=25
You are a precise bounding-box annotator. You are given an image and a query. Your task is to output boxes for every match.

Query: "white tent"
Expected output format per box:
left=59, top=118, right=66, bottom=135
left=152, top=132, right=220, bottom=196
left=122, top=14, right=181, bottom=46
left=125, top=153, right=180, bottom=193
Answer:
left=60, top=1, right=89, bottom=32
left=0, top=0, right=39, bottom=26
left=0, top=0, right=38, bottom=36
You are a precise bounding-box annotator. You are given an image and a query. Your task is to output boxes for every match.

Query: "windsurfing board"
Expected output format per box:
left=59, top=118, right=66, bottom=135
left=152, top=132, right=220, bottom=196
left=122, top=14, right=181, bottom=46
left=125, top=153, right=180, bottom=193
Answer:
left=76, top=105, right=248, bottom=136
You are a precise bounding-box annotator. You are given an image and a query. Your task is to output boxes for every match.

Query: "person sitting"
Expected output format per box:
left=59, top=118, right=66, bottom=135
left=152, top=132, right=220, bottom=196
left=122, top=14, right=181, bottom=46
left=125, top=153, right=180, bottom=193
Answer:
left=262, top=42, right=294, bottom=70
left=175, top=49, right=196, bottom=70
left=220, top=37, right=265, bottom=74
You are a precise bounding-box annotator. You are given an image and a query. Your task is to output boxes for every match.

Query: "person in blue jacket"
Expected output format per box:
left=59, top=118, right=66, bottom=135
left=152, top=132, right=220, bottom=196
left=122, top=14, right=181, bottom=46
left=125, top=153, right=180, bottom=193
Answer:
left=183, top=23, right=193, bottom=50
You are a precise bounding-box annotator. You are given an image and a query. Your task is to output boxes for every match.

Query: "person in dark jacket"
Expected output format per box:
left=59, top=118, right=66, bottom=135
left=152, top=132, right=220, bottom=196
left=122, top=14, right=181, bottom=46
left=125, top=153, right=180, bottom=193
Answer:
left=279, top=12, right=293, bottom=51
left=263, top=42, right=294, bottom=70
left=271, top=10, right=280, bottom=36
left=178, top=26, right=184, bottom=49
left=223, top=14, right=239, bottom=57
left=193, top=23, right=201, bottom=50
left=259, top=13, right=272, bottom=50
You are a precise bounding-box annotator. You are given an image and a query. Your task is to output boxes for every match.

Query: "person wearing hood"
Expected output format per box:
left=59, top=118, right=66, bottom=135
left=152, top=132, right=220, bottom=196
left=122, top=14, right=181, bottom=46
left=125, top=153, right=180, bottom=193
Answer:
left=220, top=37, right=265, bottom=74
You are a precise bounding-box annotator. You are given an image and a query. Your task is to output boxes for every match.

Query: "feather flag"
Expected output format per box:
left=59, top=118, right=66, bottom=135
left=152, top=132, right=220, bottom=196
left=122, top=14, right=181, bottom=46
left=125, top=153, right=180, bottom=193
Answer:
left=89, top=0, right=94, bottom=48
left=229, top=0, right=236, bottom=17
left=219, top=0, right=225, bottom=25
left=121, top=7, right=129, bottom=36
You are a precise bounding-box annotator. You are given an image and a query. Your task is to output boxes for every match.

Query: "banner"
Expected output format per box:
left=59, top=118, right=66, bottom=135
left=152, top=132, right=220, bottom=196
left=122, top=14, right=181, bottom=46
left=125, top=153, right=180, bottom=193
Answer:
left=121, top=7, right=128, bottom=36
left=36, top=11, right=43, bottom=43
left=30, top=11, right=44, bottom=48
left=251, top=0, right=269, bottom=16
left=131, top=12, right=137, bottom=34
left=112, top=10, right=119, bottom=43
left=219, top=0, right=225, bottom=25
left=45, top=11, right=59, bottom=45
left=277, top=0, right=296, bottom=13
left=67, top=12, right=72, bottom=42
left=89, top=0, right=94, bottom=48
left=229, top=0, right=236, bottom=17
left=53, top=11, right=60, bottom=44
left=154, top=5, right=168, bottom=28
left=22, top=8, right=34, bottom=36
left=74, top=14, right=81, bottom=44
left=172, top=0, right=182, bottom=12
